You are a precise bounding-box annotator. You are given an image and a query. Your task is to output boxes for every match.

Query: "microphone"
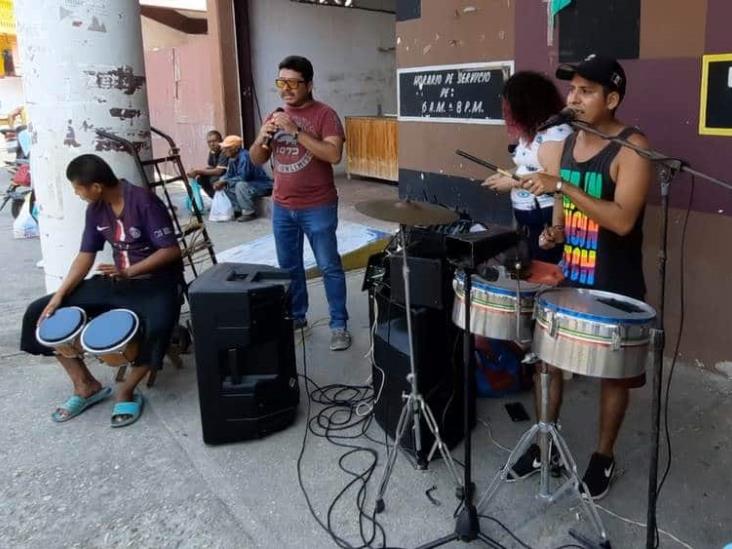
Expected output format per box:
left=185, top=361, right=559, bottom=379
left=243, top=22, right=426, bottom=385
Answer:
left=536, top=107, right=576, bottom=132
left=262, top=107, right=284, bottom=149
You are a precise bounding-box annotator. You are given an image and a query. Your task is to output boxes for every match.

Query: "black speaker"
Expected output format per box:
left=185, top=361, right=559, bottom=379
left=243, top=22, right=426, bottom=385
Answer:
left=389, top=255, right=448, bottom=310
left=369, top=287, right=475, bottom=461
left=189, top=263, right=299, bottom=445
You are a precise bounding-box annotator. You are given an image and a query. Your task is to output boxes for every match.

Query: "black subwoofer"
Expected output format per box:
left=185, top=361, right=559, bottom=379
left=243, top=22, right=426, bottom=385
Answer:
left=369, top=287, right=474, bottom=461
left=189, top=263, right=299, bottom=445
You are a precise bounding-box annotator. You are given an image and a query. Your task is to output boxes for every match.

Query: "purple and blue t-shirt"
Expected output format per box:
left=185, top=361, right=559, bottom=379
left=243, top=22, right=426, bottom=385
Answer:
left=80, top=180, right=181, bottom=279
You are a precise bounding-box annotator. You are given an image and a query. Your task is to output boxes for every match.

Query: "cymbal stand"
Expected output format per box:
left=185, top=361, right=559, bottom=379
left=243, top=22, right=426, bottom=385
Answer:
left=374, top=225, right=462, bottom=514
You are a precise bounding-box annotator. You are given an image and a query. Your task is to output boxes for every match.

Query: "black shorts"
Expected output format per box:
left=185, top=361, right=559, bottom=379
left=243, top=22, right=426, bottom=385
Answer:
left=20, top=275, right=183, bottom=370
left=514, top=207, right=563, bottom=265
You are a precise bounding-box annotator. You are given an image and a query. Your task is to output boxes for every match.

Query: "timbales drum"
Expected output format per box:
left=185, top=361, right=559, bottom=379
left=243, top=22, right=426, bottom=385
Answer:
left=81, top=308, right=140, bottom=367
left=35, top=306, right=87, bottom=358
left=452, top=272, right=544, bottom=342
left=532, top=288, right=656, bottom=379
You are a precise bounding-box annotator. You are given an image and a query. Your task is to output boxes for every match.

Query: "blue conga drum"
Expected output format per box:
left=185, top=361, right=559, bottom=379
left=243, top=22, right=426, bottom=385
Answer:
left=81, top=309, right=140, bottom=367
left=35, top=306, right=87, bottom=358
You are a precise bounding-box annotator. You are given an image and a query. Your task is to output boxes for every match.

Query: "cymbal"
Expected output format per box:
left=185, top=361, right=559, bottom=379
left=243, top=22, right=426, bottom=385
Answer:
left=355, top=199, right=459, bottom=226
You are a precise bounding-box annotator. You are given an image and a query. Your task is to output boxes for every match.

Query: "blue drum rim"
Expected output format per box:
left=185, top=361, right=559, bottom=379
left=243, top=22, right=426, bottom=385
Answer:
left=535, top=288, right=656, bottom=325
left=35, top=306, right=87, bottom=346
left=80, top=308, right=139, bottom=353
left=455, top=273, right=542, bottom=297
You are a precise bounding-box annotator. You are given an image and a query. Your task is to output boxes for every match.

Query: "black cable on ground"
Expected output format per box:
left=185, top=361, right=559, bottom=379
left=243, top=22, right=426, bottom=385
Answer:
left=478, top=514, right=529, bottom=549
left=653, top=174, right=696, bottom=548
left=294, top=326, right=388, bottom=549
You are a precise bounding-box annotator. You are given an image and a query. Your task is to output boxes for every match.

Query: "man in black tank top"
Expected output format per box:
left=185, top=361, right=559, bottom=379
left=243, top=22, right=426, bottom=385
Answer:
left=511, top=55, right=653, bottom=500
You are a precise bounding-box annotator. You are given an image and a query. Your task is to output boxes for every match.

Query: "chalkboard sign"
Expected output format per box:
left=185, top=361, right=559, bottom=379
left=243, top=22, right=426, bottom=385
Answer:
left=699, top=53, right=732, bottom=137
left=398, top=61, right=514, bottom=124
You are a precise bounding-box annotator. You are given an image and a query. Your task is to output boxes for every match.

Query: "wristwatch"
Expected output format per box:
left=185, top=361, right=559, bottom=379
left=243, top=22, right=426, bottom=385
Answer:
left=555, top=180, right=563, bottom=194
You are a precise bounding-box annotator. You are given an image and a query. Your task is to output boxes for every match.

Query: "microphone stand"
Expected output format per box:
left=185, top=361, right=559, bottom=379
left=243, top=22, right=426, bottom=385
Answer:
left=416, top=261, right=502, bottom=549
left=568, top=119, right=732, bottom=549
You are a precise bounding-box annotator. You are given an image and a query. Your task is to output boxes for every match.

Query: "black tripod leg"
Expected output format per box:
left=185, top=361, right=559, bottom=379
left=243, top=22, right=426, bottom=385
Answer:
left=418, top=269, right=503, bottom=549
left=416, top=532, right=459, bottom=549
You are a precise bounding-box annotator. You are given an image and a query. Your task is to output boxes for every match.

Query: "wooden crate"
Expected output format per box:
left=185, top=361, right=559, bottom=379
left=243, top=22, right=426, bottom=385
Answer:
left=345, top=116, right=398, bottom=182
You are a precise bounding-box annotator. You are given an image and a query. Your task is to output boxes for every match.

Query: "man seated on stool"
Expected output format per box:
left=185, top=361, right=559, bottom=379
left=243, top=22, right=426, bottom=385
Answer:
left=215, top=135, right=273, bottom=222
left=186, top=129, right=229, bottom=198
left=20, top=154, right=184, bottom=428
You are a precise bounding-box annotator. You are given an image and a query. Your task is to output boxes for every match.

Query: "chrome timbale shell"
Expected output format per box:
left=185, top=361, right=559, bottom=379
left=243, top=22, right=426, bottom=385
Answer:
left=532, top=288, right=656, bottom=379
left=452, top=272, right=544, bottom=342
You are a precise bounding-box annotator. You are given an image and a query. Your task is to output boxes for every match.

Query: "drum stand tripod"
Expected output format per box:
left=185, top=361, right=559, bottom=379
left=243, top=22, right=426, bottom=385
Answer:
left=374, top=225, right=462, bottom=513
left=475, top=361, right=610, bottom=548
left=473, top=267, right=610, bottom=548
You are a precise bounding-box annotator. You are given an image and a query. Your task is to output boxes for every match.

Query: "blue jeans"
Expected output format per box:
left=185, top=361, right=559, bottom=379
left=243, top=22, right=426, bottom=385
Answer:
left=272, top=202, right=348, bottom=330
left=224, top=178, right=273, bottom=214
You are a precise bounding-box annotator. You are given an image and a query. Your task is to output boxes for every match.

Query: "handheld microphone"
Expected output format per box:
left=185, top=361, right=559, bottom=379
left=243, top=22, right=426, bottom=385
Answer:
left=262, top=107, right=284, bottom=149
left=536, top=107, right=576, bottom=132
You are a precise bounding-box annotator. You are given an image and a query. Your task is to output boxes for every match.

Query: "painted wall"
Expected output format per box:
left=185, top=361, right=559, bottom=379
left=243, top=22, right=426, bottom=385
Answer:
left=142, top=15, right=217, bottom=170
left=248, top=0, right=397, bottom=173
left=396, top=0, right=732, bottom=366
left=0, top=77, right=24, bottom=115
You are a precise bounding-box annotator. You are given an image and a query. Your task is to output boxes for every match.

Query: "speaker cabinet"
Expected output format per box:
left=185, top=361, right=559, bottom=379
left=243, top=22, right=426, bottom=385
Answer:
left=189, top=263, right=299, bottom=445
left=370, top=287, right=475, bottom=461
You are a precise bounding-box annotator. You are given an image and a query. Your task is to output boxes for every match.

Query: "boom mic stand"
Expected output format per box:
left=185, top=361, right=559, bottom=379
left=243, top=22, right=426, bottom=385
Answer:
left=568, top=119, right=732, bottom=549
left=417, top=261, right=501, bottom=549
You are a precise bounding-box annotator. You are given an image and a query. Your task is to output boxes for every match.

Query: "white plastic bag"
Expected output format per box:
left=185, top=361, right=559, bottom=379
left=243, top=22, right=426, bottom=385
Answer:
left=208, top=190, right=234, bottom=222
left=12, top=195, right=39, bottom=239
left=201, top=191, right=212, bottom=211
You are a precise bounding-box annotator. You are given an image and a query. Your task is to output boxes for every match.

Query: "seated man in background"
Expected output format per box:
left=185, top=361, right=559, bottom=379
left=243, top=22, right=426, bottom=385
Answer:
left=186, top=130, right=229, bottom=198
left=216, top=134, right=273, bottom=222
left=20, top=154, right=183, bottom=428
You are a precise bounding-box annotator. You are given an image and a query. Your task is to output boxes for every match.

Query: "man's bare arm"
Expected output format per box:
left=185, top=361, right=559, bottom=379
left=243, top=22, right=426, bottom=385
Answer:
left=298, top=133, right=343, bottom=165
left=39, top=252, right=96, bottom=321
left=525, top=133, right=652, bottom=237
left=537, top=140, right=566, bottom=246
left=250, top=120, right=277, bottom=165
left=198, top=166, right=227, bottom=177
left=562, top=133, right=652, bottom=236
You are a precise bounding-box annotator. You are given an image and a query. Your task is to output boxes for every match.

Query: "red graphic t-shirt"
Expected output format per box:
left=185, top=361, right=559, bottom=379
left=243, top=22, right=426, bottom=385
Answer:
left=270, top=100, right=345, bottom=209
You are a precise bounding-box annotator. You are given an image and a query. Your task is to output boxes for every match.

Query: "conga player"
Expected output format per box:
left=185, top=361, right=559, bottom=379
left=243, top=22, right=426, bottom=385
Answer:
left=514, top=55, right=653, bottom=499
left=20, top=154, right=183, bottom=427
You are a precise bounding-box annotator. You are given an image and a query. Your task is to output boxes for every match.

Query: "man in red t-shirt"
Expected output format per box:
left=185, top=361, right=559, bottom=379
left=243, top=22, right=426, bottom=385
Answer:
left=250, top=55, right=350, bottom=351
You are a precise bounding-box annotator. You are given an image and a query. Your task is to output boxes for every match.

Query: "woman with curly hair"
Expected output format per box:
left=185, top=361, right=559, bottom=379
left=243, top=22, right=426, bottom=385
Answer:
left=483, top=71, right=571, bottom=263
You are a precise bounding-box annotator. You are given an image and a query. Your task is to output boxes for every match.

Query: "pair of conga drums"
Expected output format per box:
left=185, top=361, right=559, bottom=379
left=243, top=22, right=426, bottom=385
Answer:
left=452, top=269, right=656, bottom=380
left=35, top=307, right=140, bottom=367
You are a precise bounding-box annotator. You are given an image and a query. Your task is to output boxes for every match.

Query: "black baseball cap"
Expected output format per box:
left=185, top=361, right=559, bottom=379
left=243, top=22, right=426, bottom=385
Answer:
left=556, top=54, right=627, bottom=100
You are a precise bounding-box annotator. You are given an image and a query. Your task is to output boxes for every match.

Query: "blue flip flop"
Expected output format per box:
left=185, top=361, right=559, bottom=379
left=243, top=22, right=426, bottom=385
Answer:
left=51, top=386, right=113, bottom=423
left=110, top=393, right=144, bottom=428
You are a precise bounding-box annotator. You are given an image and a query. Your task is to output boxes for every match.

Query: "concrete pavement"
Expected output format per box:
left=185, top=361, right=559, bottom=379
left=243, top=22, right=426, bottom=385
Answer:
left=0, top=177, right=730, bottom=549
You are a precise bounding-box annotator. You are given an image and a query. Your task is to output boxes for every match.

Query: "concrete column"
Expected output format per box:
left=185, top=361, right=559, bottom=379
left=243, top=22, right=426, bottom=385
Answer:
left=15, top=0, right=151, bottom=292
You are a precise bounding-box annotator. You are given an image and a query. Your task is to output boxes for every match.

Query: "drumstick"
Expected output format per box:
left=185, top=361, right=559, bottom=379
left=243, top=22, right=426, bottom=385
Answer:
left=455, top=149, right=520, bottom=181
left=456, top=149, right=548, bottom=229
